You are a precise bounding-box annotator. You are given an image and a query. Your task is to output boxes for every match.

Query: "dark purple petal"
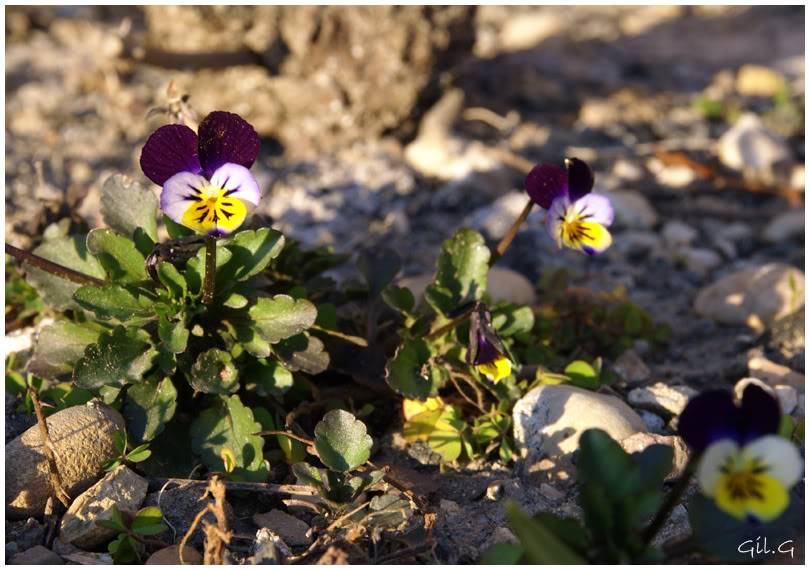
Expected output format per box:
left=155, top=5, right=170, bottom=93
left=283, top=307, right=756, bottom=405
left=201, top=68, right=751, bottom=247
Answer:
left=473, top=330, right=502, bottom=365
left=677, top=389, right=738, bottom=452
left=565, top=157, right=594, bottom=202
left=739, top=383, right=781, bottom=442
left=197, top=111, right=260, bottom=177
left=140, top=125, right=201, bottom=186
left=524, top=163, right=568, bottom=209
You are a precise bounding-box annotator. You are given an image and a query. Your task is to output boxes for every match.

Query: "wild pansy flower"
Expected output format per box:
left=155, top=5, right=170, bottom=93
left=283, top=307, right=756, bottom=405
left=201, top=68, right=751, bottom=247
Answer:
left=678, top=384, right=802, bottom=522
left=140, top=111, right=261, bottom=236
left=467, top=304, right=511, bottom=383
left=524, top=158, right=614, bottom=255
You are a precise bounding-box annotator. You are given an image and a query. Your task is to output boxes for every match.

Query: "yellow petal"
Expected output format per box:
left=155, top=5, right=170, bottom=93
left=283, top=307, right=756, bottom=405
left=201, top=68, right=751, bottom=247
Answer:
left=713, top=473, right=790, bottom=522
left=181, top=193, right=247, bottom=235
left=476, top=356, right=512, bottom=383
left=567, top=221, right=612, bottom=254
left=403, top=396, right=444, bottom=422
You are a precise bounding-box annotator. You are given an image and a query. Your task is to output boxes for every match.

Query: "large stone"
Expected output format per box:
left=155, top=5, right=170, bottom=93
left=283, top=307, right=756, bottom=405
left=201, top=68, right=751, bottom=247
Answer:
left=9, top=545, right=63, bottom=565
left=146, top=545, right=203, bottom=565
left=627, top=382, right=697, bottom=416
left=6, top=401, right=126, bottom=519
left=59, top=465, right=148, bottom=549
left=513, top=384, right=646, bottom=462
left=694, top=263, right=804, bottom=327
left=144, top=6, right=476, bottom=158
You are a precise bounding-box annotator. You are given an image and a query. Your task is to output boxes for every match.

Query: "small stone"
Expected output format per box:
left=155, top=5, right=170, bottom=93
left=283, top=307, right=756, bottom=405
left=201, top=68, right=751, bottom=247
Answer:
left=628, top=382, right=698, bottom=416
left=717, top=113, right=792, bottom=183
left=718, top=222, right=754, bottom=244
left=640, top=411, right=666, bottom=434
left=736, top=64, right=786, bottom=97
left=607, top=191, right=658, bottom=230
left=620, top=433, right=690, bottom=480
left=6, top=401, right=125, bottom=519
left=763, top=210, right=804, bottom=243
left=146, top=545, right=203, bottom=565
left=774, top=385, right=799, bottom=415
left=748, top=355, right=804, bottom=388
left=59, top=465, right=148, bottom=549
left=250, top=528, right=292, bottom=564
left=661, top=221, right=697, bottom=249
left=612, top=349, right=651, bottom=385
left=694, top=263, right=804, bottom=327
left=485, top=481, right=504, bottom=502
left=612, top=159, right=643, bottom=181
left=439, top=499, right=462, bottom=517
left=613, top=231, right=663, bottom=259
left=513, top=384, right=646, bottom=463
left=10, top=545, right=63, bottom=565
left=252, top=509, right=311, bottom=547
left=539, top=483, right=564, bottom=503
left=681, top=247, right=722, bottom=276
left=654, top=164, right=695, bottom=188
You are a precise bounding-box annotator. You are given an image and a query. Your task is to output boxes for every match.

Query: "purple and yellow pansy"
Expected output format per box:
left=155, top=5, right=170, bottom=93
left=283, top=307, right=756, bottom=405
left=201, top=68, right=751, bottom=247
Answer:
left=678, top=384, right=802, bottom=522
left=140, top=111, right=261, bottom=236
left=524, top=158, right=614, bottom=255
left=467, top=305, right=512, bottom=383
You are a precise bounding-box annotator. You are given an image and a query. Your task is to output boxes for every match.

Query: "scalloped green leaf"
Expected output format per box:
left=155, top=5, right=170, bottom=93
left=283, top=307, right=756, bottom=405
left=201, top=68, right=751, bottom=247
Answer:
left=156, top=262, right=187, bottom=299
left=189, top=348, right=239, bottom=394
left=74, top=326, right=158, bottom=389
left=74, top=284, right=154, bottom=322
left=86, top=228, right=148, bottom=283
left=425, top=229, right=490, bottom=315
left=123, top=377, right=177, bottom=443
left=158, top=316, right=189, bottom=354
left=384, top=337, right=448, bottom=400
left=219, top=228, right=285, bottom=283
left=249, top=295, right=318, bottom=344
left=314, top=409, right=373, bottom=472
left=27, top=320, right=105, bottom=380
left=273, top=333, right=329, bottom=374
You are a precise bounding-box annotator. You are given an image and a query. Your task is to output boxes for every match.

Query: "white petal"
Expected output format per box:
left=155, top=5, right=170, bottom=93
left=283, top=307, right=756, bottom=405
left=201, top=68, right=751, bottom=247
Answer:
left=209, top=163, right=261, bottom=207
left=573, top=193, right=614, bottom=226
left=743, top=435, right=803, bottom=487
left=544, top=195, right=569, bottom=247
left=697, top=439, right=739, bottom=494
left=161, top=171, right=209, bottom=224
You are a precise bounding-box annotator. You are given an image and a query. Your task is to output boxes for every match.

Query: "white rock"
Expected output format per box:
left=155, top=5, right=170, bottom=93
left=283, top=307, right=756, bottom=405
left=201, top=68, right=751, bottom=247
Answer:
left=628, top=382, right=698, bottom=416
left=59, top=465, right=148, bottom=549
left=763, top=210, right=804, bottom=243
left=774, top=385, right=798, bottom=414
left=661, top=221, right=697, bottom=249
left=748, top=355, right=804, bottom=388
left=607, top=191, right=658, bottom=230
left=513, top=384, right=646, bottom=462
left=469, top=191, right=542, bottom=239
left=717, top=113, right=792, bottom=183
left=4, top=326, right=36, bottom=355
left=612, top=159, right=643, bottom=181
left=654, top=164, right=695, bottom=188
left=694, top=263, right=804, bottom=327
left=398, top=267, right=536, bottom=306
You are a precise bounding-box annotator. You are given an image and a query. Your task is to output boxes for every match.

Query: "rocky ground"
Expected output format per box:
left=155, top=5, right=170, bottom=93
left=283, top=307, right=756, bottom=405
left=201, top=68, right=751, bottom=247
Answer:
left=5, top=5, right=805, bottom=564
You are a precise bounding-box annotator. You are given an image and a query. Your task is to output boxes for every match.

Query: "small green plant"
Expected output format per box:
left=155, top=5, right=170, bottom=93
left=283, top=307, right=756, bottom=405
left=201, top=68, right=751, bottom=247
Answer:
left=99, top=505, right=169, bottom=564
left=102, top=430, right=152, bottom=471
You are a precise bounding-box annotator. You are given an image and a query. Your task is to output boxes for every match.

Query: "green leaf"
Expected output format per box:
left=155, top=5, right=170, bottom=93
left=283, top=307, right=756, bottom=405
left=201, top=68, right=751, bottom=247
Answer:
left=273, top=333, right=329, bottom=374
left=27, top=320, right=104, bottom=379
left=506, top=502, right=586, bottom=564
left=249, top=295, right=318, bottom=344
left=156, top=262, right=187, bottom=299
left=492, top=304, right=535, bottom=337
left=185, top=244, right=232, bottom=296
left=382, top=285, right=415, bottom=315
left=189, top=349, right=239, bottom=394
left=24, top=234, right=106, bottom=310
left=108, top=534, right=139, bottom=564
left=73, top=284, right=153, bottom=322
left=564, top=360, right=600, bottom=390
left=86, top=228, right=148, bottom=283
left=577, top=429, right=635, bottom=492
left=113, top=430, right=127, bottom=455
left=100, top=174, right=158, bottom=242
left=245, top=359, right=294, bottom=399
left=102, top=458, right=122, bottom=472
left=163, top=214, right=194, bottom=239
left=481, top=543, right=524, bottom=564
left=99, top=505, right=126, bottom=531
left=424, top=229, right=490, bottom=315
left=190, top=395, right=266, bottom=480
left=126, top=444, right=152, bottom=463
left=357, top=248, right=401, bottom=298
left=384, top=338, right=448, bottom=399
left=39, top=382, right=94, bottom=412
left=634, top=444, right=673, bottom=487
left=234, top=322, right=272, bottom=358
left=314, top=409, right=373, bottom=472
left=291, top=462, right=324, bottom=490
left=131, top=506, right=168, bottom=536
left=123, top=377, right=177, bottom=443
left=158, top=316, right=189, bottom=354
left=74, top=326, right=158, bottom=389
left=223, top=292, right=248, bottom=309
left=219, top=228, right=285, bottom=283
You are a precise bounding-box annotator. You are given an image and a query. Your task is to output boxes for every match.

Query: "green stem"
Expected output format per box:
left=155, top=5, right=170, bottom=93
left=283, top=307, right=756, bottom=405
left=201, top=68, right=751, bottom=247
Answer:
left=641, top=456, right=697, bottom=545
left=201, top=235, right=217, bottom=305
left=489, top=198, right=534, bottom=266
left=5, top=243, right=107, bottom=286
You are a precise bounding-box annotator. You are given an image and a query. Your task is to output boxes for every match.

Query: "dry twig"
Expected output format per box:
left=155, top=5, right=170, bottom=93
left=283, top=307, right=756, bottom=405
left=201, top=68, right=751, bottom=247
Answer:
left=29, top=388, right=70, bottom=508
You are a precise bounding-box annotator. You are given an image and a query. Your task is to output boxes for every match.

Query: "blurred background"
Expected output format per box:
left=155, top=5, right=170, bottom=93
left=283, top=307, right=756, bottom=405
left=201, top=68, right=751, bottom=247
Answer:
left=5, top=6, right=805, bottom=282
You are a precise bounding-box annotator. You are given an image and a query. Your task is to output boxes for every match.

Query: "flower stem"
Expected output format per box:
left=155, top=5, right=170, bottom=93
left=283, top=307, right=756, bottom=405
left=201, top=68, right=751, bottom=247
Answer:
left=641, top=456, right=697, bottom=546
left=201, top=235, right=217, bottom=305
left=490, top=198, right=534, bottom=267
left=5, top=243, right=107, bottom=286
left=425, top=311, right=472, bottom=340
